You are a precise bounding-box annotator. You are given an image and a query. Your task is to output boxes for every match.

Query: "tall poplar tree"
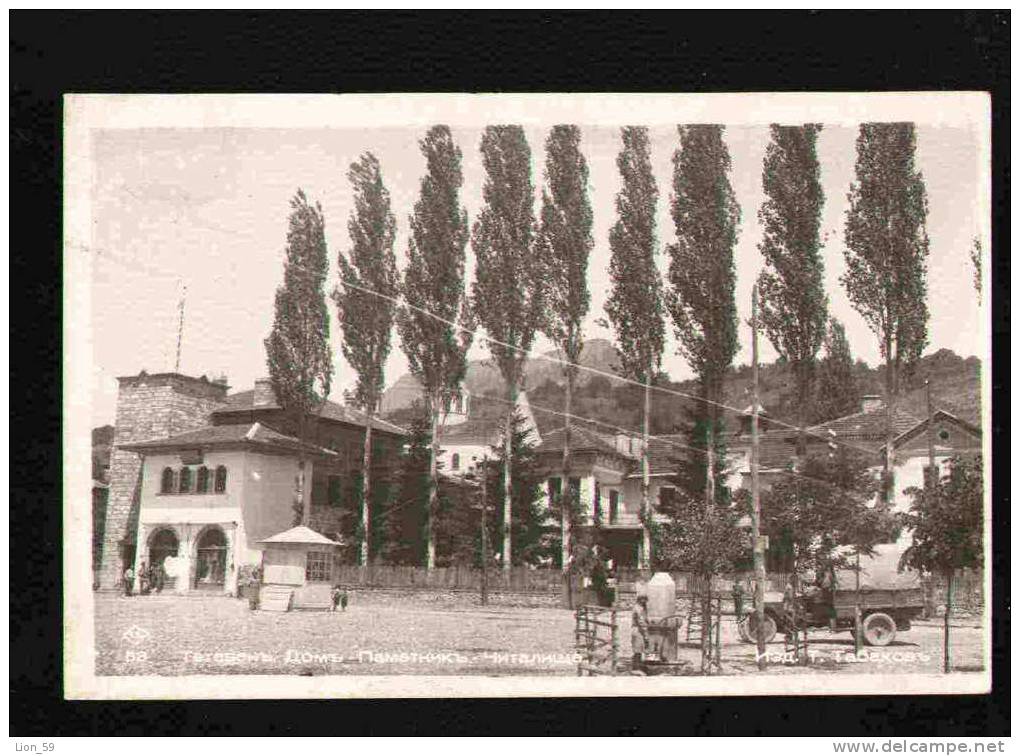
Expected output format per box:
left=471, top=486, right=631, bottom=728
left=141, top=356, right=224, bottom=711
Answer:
left=334, top=152, right=398, bottom=565
left=842, top=122, right=930, bottom=502
left=472, top=125, right=544, bottom=572
left=756, top=124, right=827, bottom=455
left=265, top=189, right=333, bottom=526
left=397, top=126, right=473, bottom=570
left=666, top=124, right=740, bottom=487
left=536, top=125, right=593, bottom=572
left=665, top=125, right=740, bottom=670
left=604, top=126, right=665, bottom=569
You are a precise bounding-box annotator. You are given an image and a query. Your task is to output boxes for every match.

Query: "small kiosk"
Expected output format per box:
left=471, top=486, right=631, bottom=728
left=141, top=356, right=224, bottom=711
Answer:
left=258, top=526, right=342, bottom=611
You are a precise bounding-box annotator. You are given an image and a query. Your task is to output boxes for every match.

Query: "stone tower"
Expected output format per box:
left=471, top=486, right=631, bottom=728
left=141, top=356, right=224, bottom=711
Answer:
left=96, top=371, right=228, bottom=591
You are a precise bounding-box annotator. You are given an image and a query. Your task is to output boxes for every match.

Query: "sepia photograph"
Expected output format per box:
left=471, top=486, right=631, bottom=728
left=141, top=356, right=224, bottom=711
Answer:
left=62, top=92, right=992, bottom=700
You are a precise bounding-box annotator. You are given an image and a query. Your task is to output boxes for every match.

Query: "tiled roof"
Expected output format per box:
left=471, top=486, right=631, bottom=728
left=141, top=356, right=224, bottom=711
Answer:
left=537, top=424, right=621, bottom=457
left=260, top=525, right=343, bottom=546
left=892, top=409, right=981, bottom=447
left=214, top=390, right=406, bottom=436
left=118, top=422, right=336, bottom=456
left=809, top=404, right=919, bottom=448
left=645, top=435, right=685, bottom=476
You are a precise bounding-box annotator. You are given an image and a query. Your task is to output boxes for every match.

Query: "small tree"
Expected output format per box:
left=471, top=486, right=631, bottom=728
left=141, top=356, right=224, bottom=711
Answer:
left=537, top=124, right=594, bottom=578
left=334, top=152, right=398, bottom=565
left=605, top=126, right=666, bottom=570
left=472, top=125, right=545, bottom=571
left=656, top=463, right=748, bottom=672
left=383, top=407, right=432, bottom=565
left=900, top=454, right=984, bottom=673
left=842, top=122, right=930, bottom=503
left=756, top=124, right=827, bottom=455
left=813, top=318, right=859, bottom=424
left=484, top=410, right=551, bottom=566
left=397, top=126, right=474, bottom=569
left=264, top=189, right=333, bottom=526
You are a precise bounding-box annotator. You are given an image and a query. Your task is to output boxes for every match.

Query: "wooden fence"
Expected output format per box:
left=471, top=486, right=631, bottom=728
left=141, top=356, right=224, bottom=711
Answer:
left=333, top=564, right=790, bottom=595
left=332, top=565, right=984, bottom=613
left=334, top=564, right=565, bottom=593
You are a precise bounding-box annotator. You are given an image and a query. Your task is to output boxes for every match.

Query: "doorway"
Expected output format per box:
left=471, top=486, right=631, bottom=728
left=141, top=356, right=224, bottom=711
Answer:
left=194, top=527, right=227, bottom=590
left=147, top=528, right=179, bottom=591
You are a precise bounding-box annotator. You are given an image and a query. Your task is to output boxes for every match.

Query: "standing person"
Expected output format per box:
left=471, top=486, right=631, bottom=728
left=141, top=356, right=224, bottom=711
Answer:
left=631, top=594, right=650, bottom=669
left=138, top=561, right=150, bottom=595
left=155, top=560, right=166, bottom=593
left=123, top=566, right=134, bottom=597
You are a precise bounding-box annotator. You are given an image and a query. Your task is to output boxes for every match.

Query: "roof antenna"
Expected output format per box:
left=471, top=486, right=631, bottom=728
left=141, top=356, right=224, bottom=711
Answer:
left=174, top=280, right=187, bottom=374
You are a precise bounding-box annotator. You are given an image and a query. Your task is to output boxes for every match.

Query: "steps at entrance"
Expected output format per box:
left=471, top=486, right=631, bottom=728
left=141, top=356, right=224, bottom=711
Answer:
left=259, top=585, right=294, bottom=612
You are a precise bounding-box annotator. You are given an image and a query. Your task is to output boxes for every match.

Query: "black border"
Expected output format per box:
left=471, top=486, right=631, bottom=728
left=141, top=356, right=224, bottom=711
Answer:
left=10, top=10, right=1009, bottom=737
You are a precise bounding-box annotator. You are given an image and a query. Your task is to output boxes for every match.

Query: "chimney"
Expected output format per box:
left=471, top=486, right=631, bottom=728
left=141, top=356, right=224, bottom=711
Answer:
left=860, top=395, right=883, bottom=414
left=253, top=378, right=277, bottom=407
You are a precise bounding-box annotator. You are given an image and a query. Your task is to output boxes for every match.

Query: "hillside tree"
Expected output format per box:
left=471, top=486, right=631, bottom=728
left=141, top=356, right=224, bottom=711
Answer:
left=397, top=126, right=474, bottom=569
left=264, top=189, right=333, bottom=526
left=604, top=126, right=665, bottom=569
left=536, top=125, right=594, bottom=573
left=334, top=152, right=398, bottom=565
left=471, top=125, right=545, bottom=571
left=756, top=124, right=828, bottom=454
left=813, top=318, right=859, bottom=423
left=842, top=122, right=930, bottom=503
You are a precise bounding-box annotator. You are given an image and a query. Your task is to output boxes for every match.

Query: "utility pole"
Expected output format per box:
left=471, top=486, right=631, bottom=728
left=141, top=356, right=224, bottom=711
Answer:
left=750, top=284, right=767, bottom=670
left=478, top=454, right=489, bottom=606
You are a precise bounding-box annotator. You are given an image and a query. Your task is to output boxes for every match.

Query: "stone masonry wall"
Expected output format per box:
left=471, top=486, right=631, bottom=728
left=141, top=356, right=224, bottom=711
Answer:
left=96, top=373, right=227, bottom=591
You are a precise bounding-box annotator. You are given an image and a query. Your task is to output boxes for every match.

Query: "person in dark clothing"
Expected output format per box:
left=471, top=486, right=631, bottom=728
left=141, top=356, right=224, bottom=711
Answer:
left=631, top=595, right=650, bottom=669
left=123, top=567, right=134, bottom=597
left=330, top=585, right=348, bottom=612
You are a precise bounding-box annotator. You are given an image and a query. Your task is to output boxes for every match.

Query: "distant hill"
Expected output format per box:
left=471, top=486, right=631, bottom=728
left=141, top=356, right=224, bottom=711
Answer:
left=381, top=338, right=982, bottom=438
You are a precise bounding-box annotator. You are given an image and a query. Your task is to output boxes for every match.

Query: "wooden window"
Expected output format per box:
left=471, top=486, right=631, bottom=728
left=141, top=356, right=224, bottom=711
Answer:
left=305, top=551, right=331, bottom=582
left=196, top=466, right=210, bottom=494
left=609, top=489, right=620, bottom=524
left=451, top=453, right=461, bottom=471
left=593, top=482, right=602, bottom=523
left=214, top=465, right=228, bottom=493
left=178, top=467, right=192, bottom=493
left=547, top=477, right=562, bottom=507
left=160, top=467, right=174, bottom=494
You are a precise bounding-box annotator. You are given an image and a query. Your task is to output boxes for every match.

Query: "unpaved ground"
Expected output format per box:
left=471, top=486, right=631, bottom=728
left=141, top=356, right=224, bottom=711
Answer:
left=94, top=591, right=985, bottom=677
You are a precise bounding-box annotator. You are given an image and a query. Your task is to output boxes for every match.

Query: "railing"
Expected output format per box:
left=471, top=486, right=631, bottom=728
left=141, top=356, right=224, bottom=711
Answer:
left=575, top=605, right=619, bottom=676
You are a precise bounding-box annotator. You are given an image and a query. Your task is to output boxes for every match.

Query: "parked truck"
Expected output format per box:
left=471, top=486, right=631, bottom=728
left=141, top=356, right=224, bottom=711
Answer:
left=738, top=545, right=924, bottom=648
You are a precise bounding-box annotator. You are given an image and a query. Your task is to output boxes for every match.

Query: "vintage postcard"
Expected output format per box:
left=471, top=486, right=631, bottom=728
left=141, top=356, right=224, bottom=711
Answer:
left=64, top=92, right=992, bottom=699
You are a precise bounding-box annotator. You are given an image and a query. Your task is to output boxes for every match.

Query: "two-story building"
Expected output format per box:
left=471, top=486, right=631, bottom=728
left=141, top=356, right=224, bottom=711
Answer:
left=96, top=371, right=406, bottom=595
left=533, top=395, right=982, bottom=568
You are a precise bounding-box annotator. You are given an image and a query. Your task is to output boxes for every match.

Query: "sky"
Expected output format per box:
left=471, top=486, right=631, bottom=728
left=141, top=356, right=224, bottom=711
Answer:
left=88, top=122, right=985, bottom=427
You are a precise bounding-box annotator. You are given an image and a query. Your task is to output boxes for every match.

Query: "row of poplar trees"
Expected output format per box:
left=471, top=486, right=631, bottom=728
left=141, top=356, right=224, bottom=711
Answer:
left=264, top=122, right=933, bottom=575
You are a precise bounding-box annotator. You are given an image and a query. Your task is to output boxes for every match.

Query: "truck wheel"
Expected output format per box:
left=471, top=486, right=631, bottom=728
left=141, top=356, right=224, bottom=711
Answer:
left=745, top=614, right=777, bottom=644
left=863, top=612, right=897, bottom=647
